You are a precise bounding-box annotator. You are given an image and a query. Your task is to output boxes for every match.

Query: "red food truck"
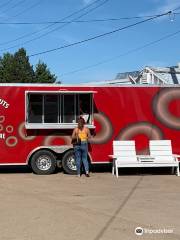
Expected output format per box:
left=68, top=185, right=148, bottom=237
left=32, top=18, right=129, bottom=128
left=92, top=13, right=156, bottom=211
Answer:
left=0, top=84, right=179, bottom=174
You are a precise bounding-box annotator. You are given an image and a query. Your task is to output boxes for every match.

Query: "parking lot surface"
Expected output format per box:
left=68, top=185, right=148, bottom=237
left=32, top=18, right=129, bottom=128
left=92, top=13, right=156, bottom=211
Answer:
left=0, top=167, right=179, bottom=240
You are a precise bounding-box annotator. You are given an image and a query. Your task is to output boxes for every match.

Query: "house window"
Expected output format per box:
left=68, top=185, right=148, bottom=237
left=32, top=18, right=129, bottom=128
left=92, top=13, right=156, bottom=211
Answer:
left=26, top=91, right=94, bottom=129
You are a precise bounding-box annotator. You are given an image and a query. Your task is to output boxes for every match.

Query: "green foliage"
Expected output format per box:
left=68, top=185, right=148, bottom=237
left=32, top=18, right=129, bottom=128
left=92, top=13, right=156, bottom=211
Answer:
left=0, top=48, right=57, bottom=83
left=35, top=61, right=57, bottom=83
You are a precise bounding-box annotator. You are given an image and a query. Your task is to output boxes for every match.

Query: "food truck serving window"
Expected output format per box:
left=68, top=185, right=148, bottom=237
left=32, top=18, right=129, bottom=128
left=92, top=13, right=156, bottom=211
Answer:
left=25, top=91, right=95, bottom=129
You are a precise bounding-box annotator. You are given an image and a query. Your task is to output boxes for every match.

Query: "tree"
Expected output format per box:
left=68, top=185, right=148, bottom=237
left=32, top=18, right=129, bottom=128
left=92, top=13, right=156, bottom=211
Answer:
left=34, top=61, right=57, bottom=83
left=0, top=48, right=34, bottom=83
left=0, top=53, right=14, bottom=83
left=0, top=48, right=57, bottom=83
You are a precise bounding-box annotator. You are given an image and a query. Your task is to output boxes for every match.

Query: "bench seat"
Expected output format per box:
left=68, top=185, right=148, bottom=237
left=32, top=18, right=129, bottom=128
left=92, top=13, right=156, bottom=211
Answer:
left=110, top=140, right=180, bottom=178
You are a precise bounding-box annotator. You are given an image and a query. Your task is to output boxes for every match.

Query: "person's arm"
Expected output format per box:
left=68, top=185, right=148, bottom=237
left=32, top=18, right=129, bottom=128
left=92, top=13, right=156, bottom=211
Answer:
left=72, top=128, right=77, bottom=140
left=87, top=128, right=91, bottom=139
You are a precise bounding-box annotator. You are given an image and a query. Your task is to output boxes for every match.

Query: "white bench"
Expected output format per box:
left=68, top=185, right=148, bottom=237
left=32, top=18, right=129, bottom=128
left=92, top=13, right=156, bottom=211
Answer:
left=110, top=140, right=180, bottom=178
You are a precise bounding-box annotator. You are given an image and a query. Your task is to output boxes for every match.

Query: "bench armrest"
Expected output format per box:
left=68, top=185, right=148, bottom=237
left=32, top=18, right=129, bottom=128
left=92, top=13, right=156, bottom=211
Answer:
left=173, top=154, right=180, bottom=158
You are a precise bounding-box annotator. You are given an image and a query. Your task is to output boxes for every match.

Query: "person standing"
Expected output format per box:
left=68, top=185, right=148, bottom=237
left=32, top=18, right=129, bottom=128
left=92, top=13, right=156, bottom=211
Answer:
left=72, top=118, right=91, bottom=177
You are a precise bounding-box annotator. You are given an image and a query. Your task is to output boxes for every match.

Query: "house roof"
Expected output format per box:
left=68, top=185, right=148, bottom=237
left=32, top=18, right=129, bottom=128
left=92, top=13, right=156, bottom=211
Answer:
left=147, top=66, right=180, bottom=84
left=82, top=64, right=180, bottom=85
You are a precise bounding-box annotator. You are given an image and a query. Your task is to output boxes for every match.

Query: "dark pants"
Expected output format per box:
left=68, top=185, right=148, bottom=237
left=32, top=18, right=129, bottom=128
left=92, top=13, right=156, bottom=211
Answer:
left=74, top=142, right=89, bottom=175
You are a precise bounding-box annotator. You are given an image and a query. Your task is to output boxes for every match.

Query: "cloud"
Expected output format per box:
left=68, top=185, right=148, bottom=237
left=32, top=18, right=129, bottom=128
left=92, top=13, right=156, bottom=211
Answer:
left=138, top=0, right=180, bottom=21
left=82, top=0, right=93, bottom=5
left=144, top=60, right=169, bottom=67
left=155, top=0, right=180, bottom=13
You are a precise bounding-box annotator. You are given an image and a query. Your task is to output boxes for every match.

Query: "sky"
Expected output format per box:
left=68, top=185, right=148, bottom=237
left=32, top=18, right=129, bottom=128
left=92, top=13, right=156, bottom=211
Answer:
left=0, top=0, right=180, bottom=83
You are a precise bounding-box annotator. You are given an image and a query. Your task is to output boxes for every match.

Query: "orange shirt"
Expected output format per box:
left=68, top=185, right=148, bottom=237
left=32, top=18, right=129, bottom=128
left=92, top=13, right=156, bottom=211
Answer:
left=78, top=128, right=88, bottom=141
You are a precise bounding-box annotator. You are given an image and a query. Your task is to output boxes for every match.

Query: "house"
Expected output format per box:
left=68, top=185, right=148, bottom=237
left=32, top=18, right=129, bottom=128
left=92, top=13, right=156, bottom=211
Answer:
left=83, top=63, right=180, bottom=85
left=136, top=65, right=180, bottom=84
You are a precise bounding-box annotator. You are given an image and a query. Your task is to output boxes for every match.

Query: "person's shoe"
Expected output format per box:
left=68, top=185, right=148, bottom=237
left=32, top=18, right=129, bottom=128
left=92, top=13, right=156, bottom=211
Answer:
left=85, top=173, right=90, bottom=177
left=77, top=174, right=81, bottom=177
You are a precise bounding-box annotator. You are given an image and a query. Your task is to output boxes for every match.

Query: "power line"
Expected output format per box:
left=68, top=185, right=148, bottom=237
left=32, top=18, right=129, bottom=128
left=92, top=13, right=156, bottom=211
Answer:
left=29, top=11, right=171, bottom=57
left=173, top=5, right=180, bottom=11
left=0, top=0, right=110, bottom=52
left=0, top=5, right=178, bottom=25
left=12, top=0, right=110, bottom=49
left=0, top=0, right=14, bottom=9
left=3, top=1, right=42, bottom=22
left=0, top=13, right=177, bottom=25
left=61, top=28, right=180, bottom=77
left=0, top=0, right=104, bottom=47
left=0, top=0, right=26, bottom=14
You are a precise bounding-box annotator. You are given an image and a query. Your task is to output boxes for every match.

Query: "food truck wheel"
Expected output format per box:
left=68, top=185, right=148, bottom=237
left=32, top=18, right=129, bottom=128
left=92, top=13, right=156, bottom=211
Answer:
left=31, top=150, right=56, bottom=175
left=62, top=150, right=77, bottom=175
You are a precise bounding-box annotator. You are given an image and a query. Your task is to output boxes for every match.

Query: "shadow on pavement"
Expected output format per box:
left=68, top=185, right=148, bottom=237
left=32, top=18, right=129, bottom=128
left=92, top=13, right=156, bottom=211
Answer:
left=0, top=164, right=176, bottom=176
left=91, top=164, right=175, bottom=175
left=0, top=166, right=32, bottom=174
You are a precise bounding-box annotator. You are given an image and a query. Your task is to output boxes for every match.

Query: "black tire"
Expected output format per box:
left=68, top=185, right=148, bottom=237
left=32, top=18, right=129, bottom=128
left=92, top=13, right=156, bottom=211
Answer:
left=30, top=150, right=56, bottom=175
left=62, top=150, right=77, bottom=175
